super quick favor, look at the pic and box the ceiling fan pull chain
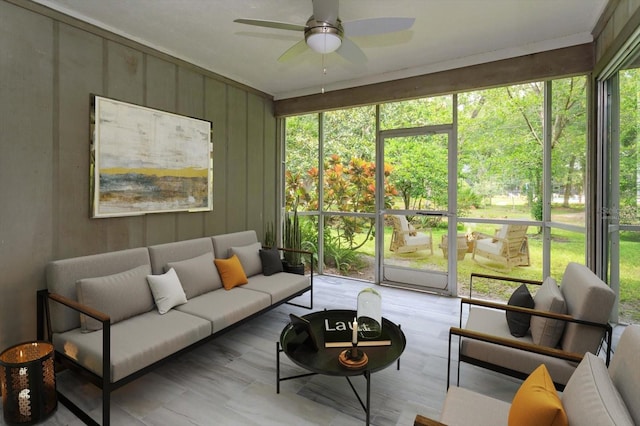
[321,54,327,94]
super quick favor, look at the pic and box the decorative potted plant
[282,207,304,275]
[264,221,276,249]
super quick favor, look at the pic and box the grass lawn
[327,204,639,324]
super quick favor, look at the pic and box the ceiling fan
[234,0,415,63]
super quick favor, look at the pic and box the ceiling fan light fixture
[305,20,343,54]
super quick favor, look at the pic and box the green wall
[0,0,277,351]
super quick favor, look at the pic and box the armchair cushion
[562,352,633,426]
[508,364,568,426]
[530,277,566,347]
[559,262,615,355]
[506,284,534,337]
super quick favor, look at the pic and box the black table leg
[365,370,371,425]
[276,341,281,394]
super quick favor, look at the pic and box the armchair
[471,224,530,270]
[416,325,640,426]
[449,263,614,390]
[389,215,433,254]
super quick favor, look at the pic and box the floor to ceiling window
[599,45,640,324]
[283,76,589,306]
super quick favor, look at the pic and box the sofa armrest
[468,272,542,299]
[450,327,584,363]
[414,414,447,426]
[44,291,112,385]
[460,297,612,332]
[48,291,110,323]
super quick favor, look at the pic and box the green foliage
[283,207,302,266]
[263,222,275,248]
[323,232,367,273]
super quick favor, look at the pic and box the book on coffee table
[323,317,392,348]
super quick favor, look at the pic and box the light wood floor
[1,275,626,425]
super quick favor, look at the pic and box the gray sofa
[37,230,312,426]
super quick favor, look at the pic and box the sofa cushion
[242,272,310,304]
[211,230,258,259]
[47,247,151,334]
[230,242,262,277]
[52,309,211,382]
[462,307,578,386]
[608,325,640,425]
[176,287,271,333]
[508,364,568,426]
[76,264,154,332]
[506,284,534,337]
[530,277,566,347]
[440,386,510,426]
[166,252,222,298]
[214,255,248,290]
[147,237,215,275]
[146,268,188,314]
[562,352,633,426]
[259,248,283,276]
[559,262,615,355]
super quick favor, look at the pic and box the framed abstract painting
[90,95,213,218]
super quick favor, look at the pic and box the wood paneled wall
[0,0,277,350]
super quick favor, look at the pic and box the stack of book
[323,316,391,348]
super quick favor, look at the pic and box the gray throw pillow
[166,252,221,298]
[505,284,534,337]
[530,277,566,347]
[259,248,283,276]
[230,242,262,277]
[76,264,154,332]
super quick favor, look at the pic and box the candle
[352,318,358,344]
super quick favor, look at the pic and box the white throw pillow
[562,353,633,426]
[146,268,187,314]
[230,242,263,277]
[530,277,566,347]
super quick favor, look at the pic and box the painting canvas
[91,96,213,218]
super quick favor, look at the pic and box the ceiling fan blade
[343,17,415,37]
[312,0,339,24]
[336,37,367,64]
[233,19,305,32]
[278,39,309,62]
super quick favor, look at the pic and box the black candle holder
[338,343,368,369]
[348,343,364,361]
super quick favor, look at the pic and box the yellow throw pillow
[214,255,248,290]
[508,364,568,426]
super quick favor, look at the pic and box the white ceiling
[32,0,608,100]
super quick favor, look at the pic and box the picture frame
[289,313,319,351]
[90,95,213,218]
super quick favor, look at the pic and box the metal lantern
[0,342,56,425]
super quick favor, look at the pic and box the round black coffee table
[276,309,406,425]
